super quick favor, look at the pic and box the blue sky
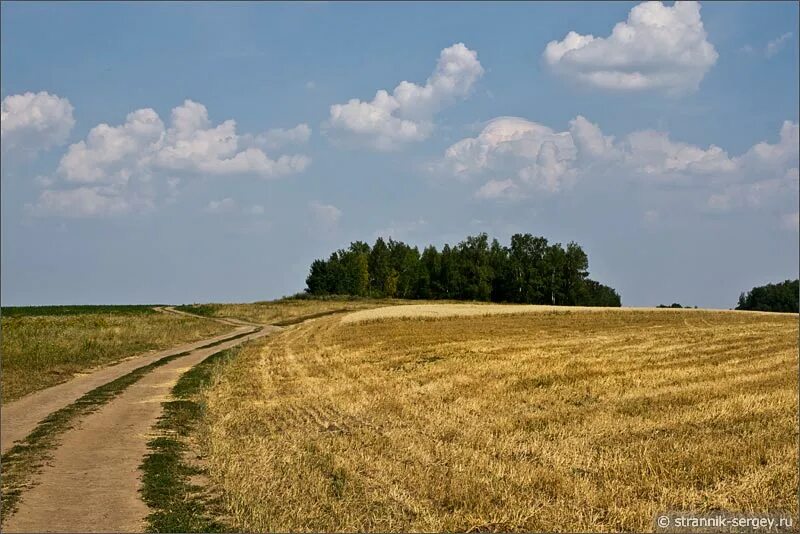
[2,1,798,308]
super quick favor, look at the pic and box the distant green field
[1,305,160,318]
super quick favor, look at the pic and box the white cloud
[543,1,718,94]
[309,201,341,227]
[59,108,164,184]
[439,116,799,213]
[766,32,793,58]
[30,100,310,217]
[27,187,133,218]
[155,101,310,177]
[326,43,484,150]
[708,167,799,213]
[1,92,75,154]
[441,116,577,194]
[243,123,311,150]
[475,179,520,200]
[205,197,237,214]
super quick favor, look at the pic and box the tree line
[736,279,799,313]
[305,233,621,307]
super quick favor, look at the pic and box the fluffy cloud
[440,116,799,218]
[326,43,483,150]
[30,100,310,217]
[543,1,718,94]
[1,92,75,154]
[309,201,341,227]
[442,116,577,193]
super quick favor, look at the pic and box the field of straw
[1,308,230,402]
[202,305,798,532]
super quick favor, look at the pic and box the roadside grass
[0,350,189,519]
[1,308,231,403]
[1,305,159,317]
[140,348,239,533]
[0,328,258,523]
[202,307,798,532]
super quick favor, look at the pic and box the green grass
[1,305,160,317]
[173,304,219,318]
[0,329,257,523]
[140,348,240,533]
[1,309,231,402]
[1,350,189,519]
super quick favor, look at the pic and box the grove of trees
[736,279,799,313]
[305,233,621,307]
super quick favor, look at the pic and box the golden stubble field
[202,305,798,532]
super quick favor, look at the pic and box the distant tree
[583,279,622,307]
[456,234,493,301]
[384,268,399,298]
[305,259,331,295]
[304,232,622,306]
[419,245,442,299]
[736,279,799,313]
[368,238,390,295]
[562,242,589,305]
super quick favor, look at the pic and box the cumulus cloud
[326,43,484,150]
[1,91,75,154]
[543,1,718,94]
[475,179,520,200]
[441,116,577,194]
[30,100,310,217]
[439,116,799,211]
[309,201,342,227]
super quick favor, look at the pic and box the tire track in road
[2,324,281,533]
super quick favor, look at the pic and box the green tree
[736,279,799,312]
[369,238,391,296]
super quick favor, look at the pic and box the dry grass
[178,297,417,325]
[202,306,798,532]
[339,302,709,323]
[1,309,231,403]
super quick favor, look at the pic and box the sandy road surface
[3,324,280,532]
[1,321,253,455]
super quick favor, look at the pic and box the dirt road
[1,306,279,532]
[2,322,279,532]
[1,319,253,455]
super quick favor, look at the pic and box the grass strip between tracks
[140,347,240,532]
[0,327,259,520]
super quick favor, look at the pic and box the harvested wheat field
[202,305,798,532]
